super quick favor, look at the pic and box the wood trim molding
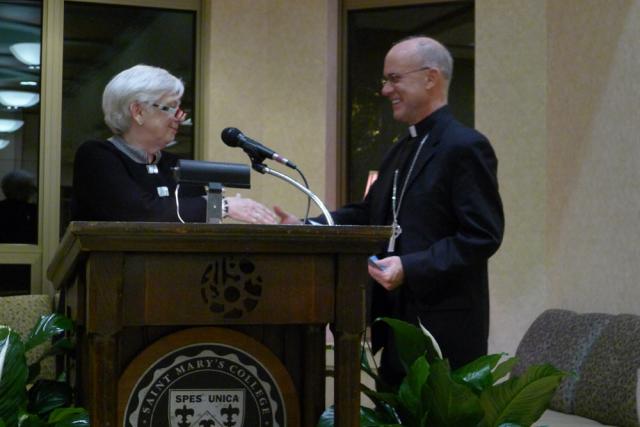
[64,0,199,10]
[345,0,458,10]
[39,0,64,295]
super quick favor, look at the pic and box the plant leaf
[419,411,429,427]
[360,406,403,426]
[452,354,503,394]
[423,359,484,427]
[0,327,29,426]
[360,387,401,423]
[17,412,48,427]
[27,362,41,385]
[361,363,381,383]
[361,346,382,383]
[27,380,72,417]
[317,405,335,427]
[34,338,74,363]
[47,407,90,426]
[362,388,400,409]
[27,337,75,384]
[492,357,518,384]
[377,317,437,373]
[480,363,567,427]
[417,318,442,360]
[24,314,73,353]
[397,356,430,423]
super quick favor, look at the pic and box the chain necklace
[388,133,429,252]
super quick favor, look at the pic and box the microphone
[221,127,297,169]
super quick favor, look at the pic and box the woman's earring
[136,116,144,125]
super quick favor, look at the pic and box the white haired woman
[71,64,276,224]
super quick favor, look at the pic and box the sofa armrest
[573,314,640,427]
[514,309,611,414]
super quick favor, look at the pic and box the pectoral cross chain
[387,221,402,253]
[386,133,428,254]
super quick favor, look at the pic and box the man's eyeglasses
[147,102,188,121]
[381,66,431,87]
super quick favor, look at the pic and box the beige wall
[476,0,549,356]
[546,0,639,314]
[203,0,337,215]
[477,0,640,355]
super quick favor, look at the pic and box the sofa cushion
[535,409,614,426]
[637,368,640,425]
[0,294,55,379]
[513,309,611,413]
[574,314,640,427]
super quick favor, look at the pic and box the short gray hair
[102,64,184,135]
[398,36,454,83]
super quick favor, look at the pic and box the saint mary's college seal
[119,328,298,426]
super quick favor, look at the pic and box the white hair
[102,64,184,135]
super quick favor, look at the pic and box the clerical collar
[407,105,449,140]
[108,135,162,165]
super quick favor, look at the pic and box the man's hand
[274,206,303,224]
[368,255,404,291]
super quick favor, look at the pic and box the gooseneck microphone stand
[251,162,335,226]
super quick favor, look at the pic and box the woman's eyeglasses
[146,102,188,121]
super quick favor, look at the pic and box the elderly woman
[71,65,276,223]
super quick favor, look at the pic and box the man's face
[381,43,432,125]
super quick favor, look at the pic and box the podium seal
[119,328,297,426]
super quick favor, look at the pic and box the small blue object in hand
[368,255,385,271]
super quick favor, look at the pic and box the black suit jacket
[329,106,504,368]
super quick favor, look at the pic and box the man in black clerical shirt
[277,36,504,386]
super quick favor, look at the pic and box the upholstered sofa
[513,309,640,427]
[0,294,55,378]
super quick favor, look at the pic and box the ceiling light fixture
[0,119,24,133]
[0,139,11,150]
[0,91,40,108]
[9,43,41,68]
[20,81,38,87]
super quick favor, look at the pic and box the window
[0,0,42,295]
[0,0,42,245]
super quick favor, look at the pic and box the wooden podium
[48,222,389,427]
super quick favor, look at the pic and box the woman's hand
[226,194,278,224]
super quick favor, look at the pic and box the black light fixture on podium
[173,159,250,224]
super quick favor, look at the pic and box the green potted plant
[319,317,567,427]
[0,313,89,426]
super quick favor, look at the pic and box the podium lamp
[173,159,250,223]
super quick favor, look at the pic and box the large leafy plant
[0,313,89,426]
[319,318,567,427]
